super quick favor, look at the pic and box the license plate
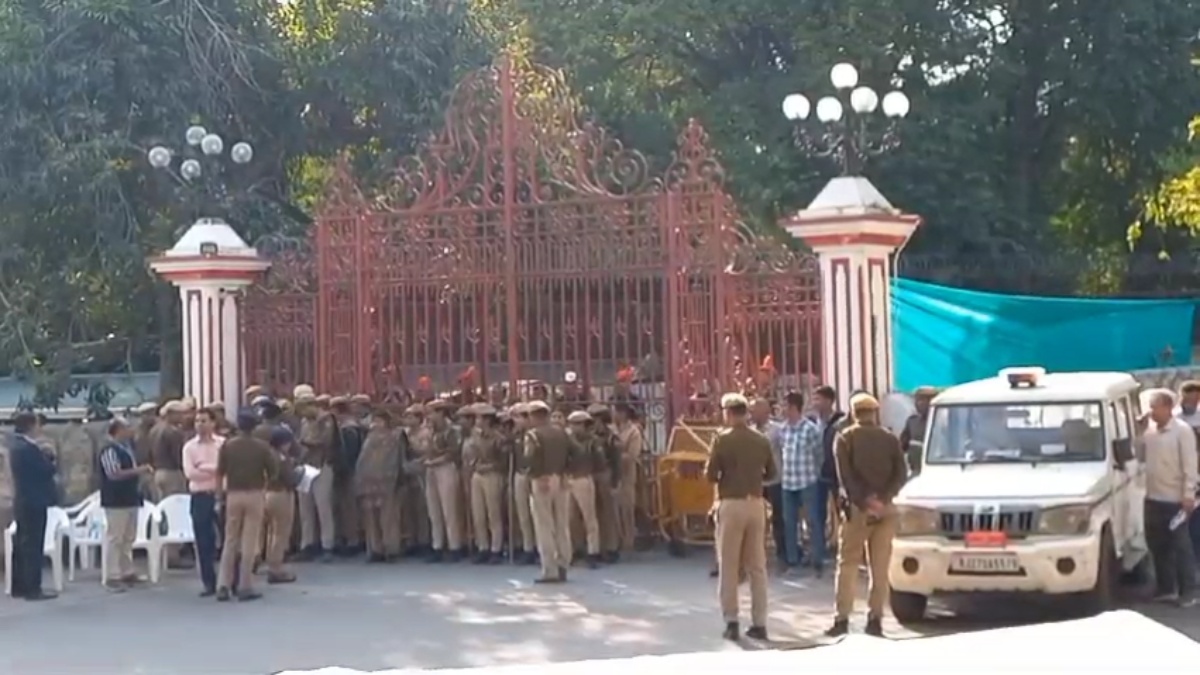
[948,553,1022,574]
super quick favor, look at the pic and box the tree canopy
[0,0,1197,405]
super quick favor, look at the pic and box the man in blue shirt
[7,411,58,601]
[98,418,151,591]
[778,392,825,575]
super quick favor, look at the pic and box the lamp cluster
[781,63,910,176]
[147,125,253,180]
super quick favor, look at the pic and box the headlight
[1036,504,1092,535]
[895,505,940,536]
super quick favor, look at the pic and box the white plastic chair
[68,506,106,580]
[4,507,71,596]
[154,494,195,572]
[99,502,164,584]
[64,491,100,520]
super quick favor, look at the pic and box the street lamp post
[781,63,910,176]
[146,126,269,408]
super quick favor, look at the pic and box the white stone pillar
[150,218,270,407]
[781,177,920,408]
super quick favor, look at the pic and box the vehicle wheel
[667,539,687,558]
[1082,529,1118,615]
[889,588,928,624]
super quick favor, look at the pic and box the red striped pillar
[149,218,271,407]
[781,177,920,408]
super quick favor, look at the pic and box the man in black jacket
[8,411,58,601]
[813,386,848,565]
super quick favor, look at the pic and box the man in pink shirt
[183,409,226,597]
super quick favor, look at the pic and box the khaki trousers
[104,507,138,581]
[218,491,266,592]
[567,475,600,556]
[512,473,536,553]
[425,463,463,551]
[530,475,571,577]
[715,497,768,626]
[334,473,361,547]
[617,463,638,551]
[299,466,336,551]
[835,506,898,620]
[593,472,619,553]
[461,467,474,546]
[471,472,505,553]
[361,491,403,557]
[263,491,295,574]
[399,478,430,548]
[153,470,187,564]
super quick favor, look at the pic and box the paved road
[1,552,1197,675]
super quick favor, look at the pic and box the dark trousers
[763,484,785,561]
[1190,508,1200,562]
[190,492,219,592]
[11,505,47,597]
[1145,498,1196,598]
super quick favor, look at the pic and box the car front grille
[938,508,1036,538]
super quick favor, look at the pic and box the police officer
[565,410,602,568]
[900,386,937,476]
[705,393,778,641]
[424,400,464,562]
[827,393,908,638]
[587,403,621,563]
[526,400,574,582]
[468,404,507,564]
[508,403,538,565]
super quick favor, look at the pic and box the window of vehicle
[925,402,1106,465]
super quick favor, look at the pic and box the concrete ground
[1,551,1198,675]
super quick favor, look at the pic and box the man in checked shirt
[777,391,825,576]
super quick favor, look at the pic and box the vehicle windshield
[925,401,1105,464]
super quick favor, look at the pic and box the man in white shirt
[1140,389,1198,607]
[1178,381,1200,565]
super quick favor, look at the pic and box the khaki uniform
[704,425,777,627]
[510,431,537,555]
[425,424,464,552]
[255,423,298,578]
[459,422,477,546]
[592,427,621,555]
[150,421,187,565]
[401,424,432,549]
[614,422,644,551]
[832,422,908,621]
[132,420,157,499]
[565,432,601,558]
[469,429,507,555]
[216,435,279,594]
[527,424,573,578]
[298,413,338,552]
[355,427,404,558]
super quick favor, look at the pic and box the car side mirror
[1111,438,1134,468]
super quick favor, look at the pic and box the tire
[889,588,928,624]
[1081,529,1118,615]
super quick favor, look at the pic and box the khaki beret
[278,398,293,410]
[456,403,479,417]
[404,403,425,416]
[508,402,529,415]
[329,395,349,407]
[475,404,498,416]
[586,403,610,416]
[135,402,158,415]
[294,392,316,403]
[850,392,881,410]
[205,401,225,411]
[913,386,939,398]
[425,399,451,412]
[526,400,551,414]
[720,392,749,409]
[314,394,332,404]
[293,384,315,399]
[244,385,265,398]
[566,410,592,424]
[350,394,372,404]
[180,396,198,410]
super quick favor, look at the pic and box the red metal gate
[244,59,821,427]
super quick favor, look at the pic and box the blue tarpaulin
[893,278,1198,391]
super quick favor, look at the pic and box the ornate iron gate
[244,59,821,426]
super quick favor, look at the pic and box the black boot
[602,551,619,564]
[585,554,600,569]
[522,551,538,565]
[745,626,768,640]
[722,622,739,641]
[426,549,444,563]
[825,619,849,637]
[473,552,490,565]
[865,616,884,637]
